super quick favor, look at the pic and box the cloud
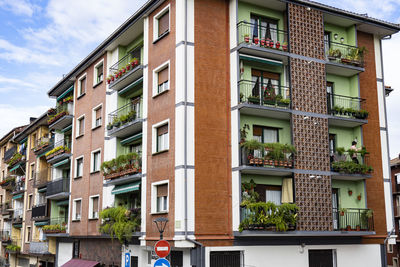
[0,0,40,17]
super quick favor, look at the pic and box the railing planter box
[43,229,66,234]
[42,224,66,234]
[101,153,141,181]
[48,111,68,125]
[45,146,70,160]
[105,168,140,180]
[108,58,140,85]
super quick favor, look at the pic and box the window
[156,124,169,153]
[78,75,86,97]
[1,170,4,181]
[73,199,82,221]
[265,186,282,205]
[324,31,331,55]
[31,133,36,149]
[329,134,336,155]
[26,226,31,243]
[210,251,242,267]
[251,69,280,101]
[253,125,278,158]
[91,150,101,173]
[94,61,103,84]
[388,244,394,253]
[30,163,35,180]
[76,116,85,137]
[28,194,33,210]
[152,181,169,213]
[73,240,80,258]
[250,15,278,43]
[308,250,336,267]
[154,5,170,40]
[396,173,400,185]
[92,105,102,129]
[89,195,99,219]
[75,157,83,178]
[153,62,170,96]
[394,258,399,267]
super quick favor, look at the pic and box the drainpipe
[383,228,395,267]
[182,0,204,266]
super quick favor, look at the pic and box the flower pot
[122,68,126,73]
[244,36,249,43]
[282,44,288,51]
[356,225,360,231]
[260,39,265,46]
[340,211,345,216]
[253,37,259,45]
[133,59,139,66]
[341,58,351,64]
[348,191,352,196]
[269,41,274,48]
[357,195,362,201]
[275,41,280,49]
[107,79,111,84]
[274,160,279,166]
[126,65,131,71]
[346,225,351,231]
[107,125,113,130]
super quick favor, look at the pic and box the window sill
[153,30,170,44]
[77,93,86,100]
[90,170,100,175]
[76,134,84,140]
[152,149,169,156]
[93,80,103,89]
[88,217,99,221]
[150,211,168,215]
[74,176,82,180]
[72,219,81,222]
[152,88,169,98]
[91,125,102,131]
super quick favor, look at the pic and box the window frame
[88,195,100,220]
[152,119,170,154]
[27,194,33,210]
[152,61,170,97]
[90,149,101,174]
[93,59,104,86]
[72,198,82,221]
[76,115,85,138]
[151,180,169,214]
[29,162,35,180]
[25,226,31,243]
[75,156,84,179]
[153,4,170,41]
[92,104,103,130]
[77,73,87,98]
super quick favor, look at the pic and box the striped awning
[38,187,47,193]
[9,163,22,172]
[13,224,22,228]
[56,85,74,101]
[118,77,143,95]
[239,55,282,66]
[56,200,69,206]
[12,194,23,200]
[121,133,142,145]
[34,221,49,226]
[111,181,140,195]
[53,158,70,168]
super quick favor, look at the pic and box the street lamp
[153,217,168,240]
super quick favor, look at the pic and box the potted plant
[276,41,280,49]
[339,208,347,216]
[260,38,265,47]
[282,42,288,51]
[126,63,131,71]
[244,34,250,43]
[253,36,259,45]
[357,194,362,201]
[348,189,353,196]
[341,55,352,64]
[107,123,113,130]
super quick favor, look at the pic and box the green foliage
[239,201,298,232]
[241,139,263,151]
[42,224,66,232]
[45,145,70,158]
[241,179,259,203]
[332,160,373,174]
[112,110,137,128]
[101,152,141,176]
[99,206,141,244]
[6,244,20,252]
[7,153,23,166]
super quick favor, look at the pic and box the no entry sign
[155,240,171,258]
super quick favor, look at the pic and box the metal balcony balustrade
[237,21,289,52]
[109,51,142,73]
[332,208,374,231]
[330,152,371,176]
[12,208,23,224]
[241,146,295,169]
[325,41,365,67]
[49,216,68,226]
[239,80,290,108]
[3,147,16,162]
[33,135,54,152]
[46,178,70,197]
[12,180,25,195]
[327,93,366,119]
[0,230,11,242]
[34,169,50,188]
[46,139,71,161]
[29,241,50,254]
[108,99,142,126]
[32,203,47,220]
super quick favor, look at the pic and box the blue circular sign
[154,258,171,267]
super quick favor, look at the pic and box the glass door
[332,189,339,230]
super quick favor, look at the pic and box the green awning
[239,55,282,66]
[56,85,74,101]
[13,224,22,228]
[34,221,49,226]
[38,187,47,193]
[53,158,70,168]
[118,77,143,95]
[56,200,69,206]
[37,150,48,158]
[121,133,142,146]
[61,125,72,133]
[112,181,141,195]
[9,163,22,172]
[12,194,23,200]
[19,137,27,144]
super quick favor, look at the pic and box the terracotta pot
[276,41,280,49]
[282,44,288,51]
[253,37,259,45]
[260,39,265,46]
[244,36,249,43]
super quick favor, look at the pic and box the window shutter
[157,124,168,136]
[157,184,168,197]
[253,126,262,137]
[76,201,81,215]
[80,77,86,94]
[158,11,169,36]
[158,67,168,85]
[96,108,101,119]
[92,197,99,212]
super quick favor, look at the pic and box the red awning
[61,259,99,267]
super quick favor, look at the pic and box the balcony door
[327,82,334,111]
[251,69,280,100]
[253,125,278,158]
[324,31,331,56]
[131,97,141,117]
[332,188,339,230]
[251,15,278,42]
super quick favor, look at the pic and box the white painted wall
[229,0,237,49]
[57,242,73,267]
[207,244,382,267]
[232,170,240,231]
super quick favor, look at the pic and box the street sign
[154,258,170,267]
[125,252,130,267]
[154,240,171,258]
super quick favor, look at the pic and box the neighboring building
[0,0,399,266]
[390,155,400,267]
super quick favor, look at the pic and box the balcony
[0,202,12,215]
[46,178,70,199]
[327,93,367,127]
[6,239,21,253]
[33,135,54,155]
[45,139,71,164]
[331,151,372,180]
[0,231,11,244]
[239,141,295,176]
[325,41,365,76]
[29,241,52,255]
[12,208,23,225]
[32,203,48,221]
[0,177,15,190]
[34,169,50,188]
[12,179,25,195]
[7,152,26,171]
[333,208,374,232]
[47,103,73,130]
[237,21,289,61]
[238,80,291,119]
[102,153,141,185]
[108,53,143,91]
[107,100,143,138]
[43,217,68,234]
[3,147,16,162]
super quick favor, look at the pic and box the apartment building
[0,0,398,266]
[390,155,400,267]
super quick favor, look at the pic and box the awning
[239,55,282,66]
[12,194,23,200]
[34,221,49,226]
[61,125,72,133]
[121,133,142,145]
[13,224,22,228]
[9,163,22,172]
[112,181,141,195]
[56,200,69,206]
[53,158,70,168]
[19,137,28,144]
[118,77,143,95]
[37,150,48,158]
[38,187,47,193]
[61,259,99,267]
[56,85,74,102]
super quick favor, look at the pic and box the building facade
[389,155,400,267]
[0,0,398,266]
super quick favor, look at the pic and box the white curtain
[281,178,293,203]
[266,190,281,205]
[263,129,277,143]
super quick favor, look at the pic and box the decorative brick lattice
[295,173,333,231]
[289,3,325,60]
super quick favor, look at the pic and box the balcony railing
[0,231,11,242]
[12,180,25,195]
[46,178,70,197]
[33,135,54,153]
[102,153,142,180]
[29,241,50,254]
[108,50,142,85]
[12,208,23,224]
[241,143,295,169]
[107,100,142,131]
[34,169,50,188]
[43,217,68,234]
[239,80,290,108]
[237,21,289,52]
[47,103,72,125]
[325,41,365,67]
[32,203,47,220]
[0,202,12,214]
[331,151,372,175]
[3,147,16,162]
[333,208,374,231]
[327,93,367,120]
[45,139,71,161]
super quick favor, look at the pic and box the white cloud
[0,0,39,17]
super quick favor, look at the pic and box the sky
[0,0,399,158]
